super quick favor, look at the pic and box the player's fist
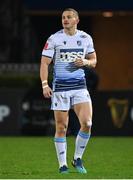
[74,58,84,67]
[43,86,53,98]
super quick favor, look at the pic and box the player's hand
[74,58,85,67]
[43,86,53,98]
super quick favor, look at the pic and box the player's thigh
[73,102,92,123]
[54,110,69,126]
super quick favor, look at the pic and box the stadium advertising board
[0,88,132,136]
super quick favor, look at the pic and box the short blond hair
[63,8,79,19]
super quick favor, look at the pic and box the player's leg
[52,90,74,173]
[51,91,71,172]
[72,89,92,173]
[72,101,92,173]
[54,110,69,173]
[74,101,92,156]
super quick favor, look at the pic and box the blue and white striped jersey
[42,29,95,92]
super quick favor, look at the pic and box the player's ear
[76,18,79,24]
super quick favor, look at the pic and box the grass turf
[0,136,133,179]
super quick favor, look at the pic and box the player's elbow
[92,59,97,68]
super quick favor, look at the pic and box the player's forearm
[74,58,97,68]
[83,58,97,68]
[40,62,49,88]
[84,52,97,68]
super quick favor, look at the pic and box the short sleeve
[42,35,55,58]
[86,35,95,54]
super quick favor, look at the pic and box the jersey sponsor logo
[80,35,87,38]
[59,48,84,62]
[43,37,53,50]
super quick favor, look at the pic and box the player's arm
[85,51,97,68]
[40,56,53,98]
[74,51,97,68]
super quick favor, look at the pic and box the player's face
[62,11,79,29]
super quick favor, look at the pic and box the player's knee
[86,120,92,127]
[56,124,67,136]
[81,119,92,131]
[56,129,67,136]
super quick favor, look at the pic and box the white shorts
[51,89,91,111]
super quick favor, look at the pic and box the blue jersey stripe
[53,78,87,92]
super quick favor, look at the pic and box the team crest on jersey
[77,41,82,46]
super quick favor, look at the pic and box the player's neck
[64,28,77,36]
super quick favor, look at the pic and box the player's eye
[67,16,72,19]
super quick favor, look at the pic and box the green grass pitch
[0,136,133,179]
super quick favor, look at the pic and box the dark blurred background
[0,0,133,136]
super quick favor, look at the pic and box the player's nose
[63,20,69,24]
